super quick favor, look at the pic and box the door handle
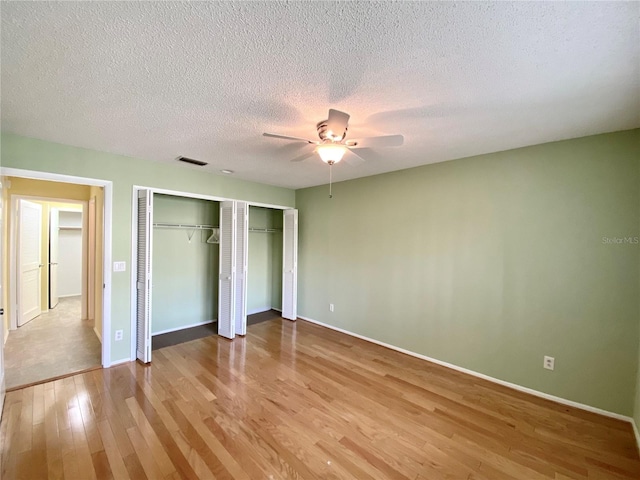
[38,264,44,268]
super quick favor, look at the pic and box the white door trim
[1,167,113,368]
[137,185,293,210]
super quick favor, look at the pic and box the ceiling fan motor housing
[316,120,347,142]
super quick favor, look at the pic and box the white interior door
[136,189,153,363]
[49,207,60,309]
[18,200,42,327]
[218,201,236,339]
[282,209,298,321]
[0,179,5,420]
[235,201,248,336]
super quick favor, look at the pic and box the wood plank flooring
[1,317,639,479]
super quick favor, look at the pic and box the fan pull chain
[329,163,333,198]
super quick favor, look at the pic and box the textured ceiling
[2,1,639,189]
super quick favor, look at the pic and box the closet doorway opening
[150,194,220,351]
[132,186,297,364]
[3,176,106,389]
[246,206,284,325]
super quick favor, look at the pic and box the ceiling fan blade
[290,151,316,163]
[263,132,317,144]
[346,134,404,149]
[327,109,350,139]
[343,149,365,166]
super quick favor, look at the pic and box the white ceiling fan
[263,108,404,166]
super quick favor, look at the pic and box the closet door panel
[282,209,298,321]
[235,201,248,336]
[136,189,153,363]
[218,201,235,339]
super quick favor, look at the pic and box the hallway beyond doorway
[3,296,101,389]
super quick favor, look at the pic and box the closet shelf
[152,223,280,238]
[153,222,218,230]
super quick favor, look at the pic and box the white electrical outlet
[113,261,126,272]
[329,303,334,312]
[543,355,555,370]
[115,330,124,341]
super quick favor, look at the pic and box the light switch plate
[113,261,126,272]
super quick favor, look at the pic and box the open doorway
[150,193,220,351]
[246,206,284,319]
[132,186,297,364]
[2,176,105,389]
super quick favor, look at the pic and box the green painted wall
[636,315,640,433]
[247,207,282,314]
[1,133,295,362]
[296,129,640,416]
[635,188,640,434]
[151,195,218,335]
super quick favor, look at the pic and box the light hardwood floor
[1,317,639,479]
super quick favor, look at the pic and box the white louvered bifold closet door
[282,209,298,321]
[218,201,236,339]
[234,202,248,336]
[136,189,153,363]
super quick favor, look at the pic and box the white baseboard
[298,315,637,432]
[58,294,81,299]
[632,419,640,455]
[93,326,102,343]
[0,375,5,422]
[109,358,131,367]
[151,320,215,337]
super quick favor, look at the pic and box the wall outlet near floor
[543,355,555,370]
[113,261,126,272]
[329,303,334,312]
[115,330,124,341]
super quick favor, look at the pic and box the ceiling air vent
[176,156,208,166]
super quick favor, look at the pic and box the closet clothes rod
[249,227,282,233]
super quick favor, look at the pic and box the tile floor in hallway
[3,296,101,389]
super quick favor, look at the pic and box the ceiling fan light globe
[317,144,346,164]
